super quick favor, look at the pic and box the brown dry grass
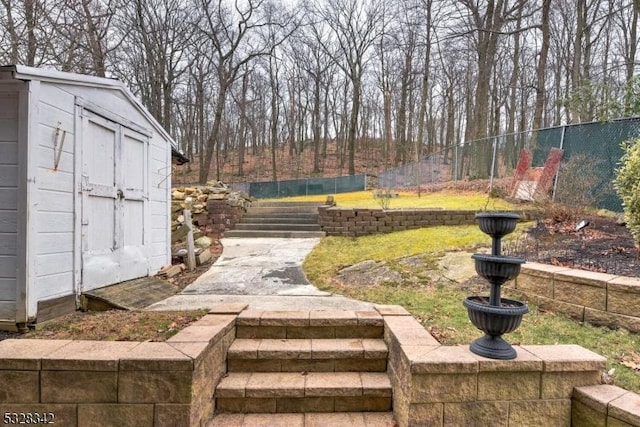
[21,309,208,342]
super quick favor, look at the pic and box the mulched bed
[505,214,640,277]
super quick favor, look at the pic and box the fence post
[489,137,498,192]
[551,125,567,201]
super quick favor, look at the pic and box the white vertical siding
[38,81,171,289]
[149,138,170,270]
[0,91,18,320]
[32,83,76,302]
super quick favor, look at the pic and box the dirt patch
[20,310,208,341]
[505,214,640,277]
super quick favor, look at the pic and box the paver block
[0,371,39,402]
[508,399,572,426]
[118,370,192,403]
[444,401,509,427]
[216,373,251,398]
[119,342,193,371]
[41,371,117,403]
[260,311,309,327]
[42,341,138,371]
[77,403,154,427]
[305,372,362,397]
[521,345,606,372]
[259,339,311,359]
[227,339,261,359]
[0,339,71,370]
[245,372,306,398]
[311,339,363,359]
[609,391,640,426]
[309,310,358,326]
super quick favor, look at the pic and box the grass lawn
[302,223,640,394]
[262,189,516,210]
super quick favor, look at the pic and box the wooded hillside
[3,0,639,183]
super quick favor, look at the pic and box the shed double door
[80,111,150,292]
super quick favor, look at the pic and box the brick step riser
[208,412,397,427]
[227,358,388,373]
[246,207,320,214]
[223,230,327,238]
[235,326,384,339]
[252,202,325,207]
[239,216,319,224]
[216,397,392,414]
[234,223,322,231]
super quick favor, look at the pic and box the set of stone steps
[224,202,326,238]
[208,310,396,426]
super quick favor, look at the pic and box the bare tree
[311,0,385,175]
[195,0,296,183]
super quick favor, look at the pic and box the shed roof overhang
[0,64,179,153]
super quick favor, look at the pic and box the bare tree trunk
[347,77,360,175]
[532,0,550,132]
[571,0,586,123]
[237,72,249,176]
[416,0,432,164]
[25,0,37,65]
[312,76,322,173]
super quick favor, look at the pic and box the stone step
[207,412,396,426]
[247,206,320,215]
[223,230,327,238]
[234,310,384,339]
[227,338,388,372]
[239,215,319,224]
[252,201,325,208]
[234,223,322,231]
[215,372,392,413]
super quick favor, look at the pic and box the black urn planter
[464,212,528,360]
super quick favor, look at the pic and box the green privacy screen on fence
[534,118,640,211]
[248,174,367,198]
[378,117,640,212]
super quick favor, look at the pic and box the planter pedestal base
[470,335,517,360]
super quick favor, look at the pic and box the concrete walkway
[148,238,374,312]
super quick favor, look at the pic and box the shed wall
[0,91,18,320]
[28,82,170,312]
[31,83,77,311]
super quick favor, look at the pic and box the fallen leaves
[620,352,640,373]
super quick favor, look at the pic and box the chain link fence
[244,174,367,199]
[378,117,640,212]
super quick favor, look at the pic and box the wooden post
[183,209,196,271]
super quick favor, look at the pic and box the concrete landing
[148,238,373,312]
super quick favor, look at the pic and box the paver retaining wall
[1,303,639,426]
[317,207,478,237]
[379,305,640,427]
[507,263,640,333]
[317,207,533,237]
[0,307,242,427]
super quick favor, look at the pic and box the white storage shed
[0,65,173,329]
